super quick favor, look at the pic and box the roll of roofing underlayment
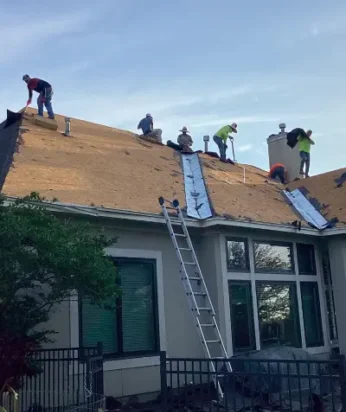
[181,153,213,220]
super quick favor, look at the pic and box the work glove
[26,99,31,106]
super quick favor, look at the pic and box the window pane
[81,298,117,354]
[229,282,256,351]
[257,283,301,347]
[297,244,316,275]
[119,261,158,353]
[301,282,323,347]
[254,242,294,273]
[227,239,249,271]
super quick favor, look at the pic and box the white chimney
[64,117,71,136]
[203,135,210,152]
[267,123,301,182]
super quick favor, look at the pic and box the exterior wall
[47,219,208,398]
[328,235,346,354]
[267,132,301,181]
[45,216,333,399]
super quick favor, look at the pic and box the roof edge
[3,196,332,236]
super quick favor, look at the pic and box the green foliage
[0,192,119,344]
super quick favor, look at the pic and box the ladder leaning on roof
[158,197,232,401]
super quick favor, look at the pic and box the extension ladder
[158,197,232,401]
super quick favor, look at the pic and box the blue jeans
[37,87,54,119]
[300,151,310,175]
[213,135,227,160]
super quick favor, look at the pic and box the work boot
[48,115,55,120]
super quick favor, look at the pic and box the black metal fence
[2,344,104,412]
[160,352,346,412]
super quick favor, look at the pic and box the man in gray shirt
[177,127,193,152]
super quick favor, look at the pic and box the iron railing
[160,351,346,412]
[2,344,104,412]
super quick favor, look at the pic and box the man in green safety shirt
[298,129,314,178]
[213,123,238,160]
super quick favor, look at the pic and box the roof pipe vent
[203,135,210,152]
[64,117,71,137]
[279,122,286,134]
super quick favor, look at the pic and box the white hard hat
[230,123,238,133]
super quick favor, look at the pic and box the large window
[228,282,255,351]
[226,238,326,353]
[301,282,324,347]
[80,258,159,358]
[322,247,338,342]
[254,242,294,274]
[226,238,249,272]
[257,283,301,348]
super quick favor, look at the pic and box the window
[297,243,316,275]
[228,282,255,351]
[254,242,294,274]
[300,282,324,347]
[80,258,159,358]
[226,238,249,272]
[256,282,301,348]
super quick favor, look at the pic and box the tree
[0,193,119,398]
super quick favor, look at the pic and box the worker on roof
[137,113,162,143]
[268,163,287,184]
[23,74,55,120]
[298,129,314,178]
[213,123,238,161]
[177,127,193,152]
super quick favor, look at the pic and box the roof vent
[64,117,71,137]
[279,123,286,134]
[203,135,210,152]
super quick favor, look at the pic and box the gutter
[4,196,328,236]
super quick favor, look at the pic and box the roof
[0,109,344,229]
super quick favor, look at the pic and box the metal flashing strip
[283,189,329,230]
[181,153,212,220]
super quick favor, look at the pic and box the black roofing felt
[0,110,22,191]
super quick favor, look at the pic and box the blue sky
[1,0,345,175]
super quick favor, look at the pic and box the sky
[1,0,346,175]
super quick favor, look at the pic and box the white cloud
[238,144,253,153]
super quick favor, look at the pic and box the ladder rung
[183,262,196,265]
[200,324,215,327]
[186,277,201,281]
[198,307,212,311]
[205,340,221,344]
[179,247,191,251]
[193,292,207,296]
[174,233,187,237]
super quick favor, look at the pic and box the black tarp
[0,110,22,190]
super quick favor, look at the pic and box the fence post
[96,342,104,396]
[339,355,346,412]
[160,351,168,411]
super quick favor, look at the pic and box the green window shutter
[81,298,118,354]
[119,261,157,354]
[301,282,323,347]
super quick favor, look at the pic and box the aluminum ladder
[158,197,232,401]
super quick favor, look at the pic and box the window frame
[79,257,160,360]
[226,237,250,272]
[253,240,295,274]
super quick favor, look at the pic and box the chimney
[203,135,210,152]
[267,123,301,182]
[64,117,71,136]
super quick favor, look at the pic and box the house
[0,109,345,399]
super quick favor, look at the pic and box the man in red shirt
[23,74,55,119]
[268,163,287,184]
